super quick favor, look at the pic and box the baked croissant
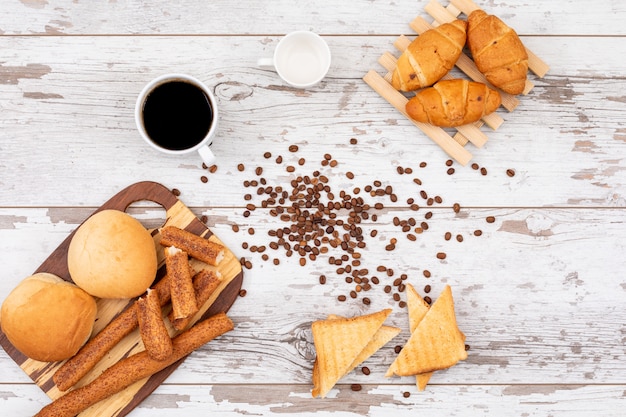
[467,10,528,95]
[406,79,501,127]
[392,19,467,92]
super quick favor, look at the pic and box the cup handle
[257,58,275,69]
[197,145,216,167]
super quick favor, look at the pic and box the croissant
[405,79,501,127]
[392,19,467,92]
[467,10,528,95]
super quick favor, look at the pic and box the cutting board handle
[35,181,180,279]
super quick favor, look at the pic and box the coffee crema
[141,81,213,151]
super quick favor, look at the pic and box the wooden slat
[363,70,472,165]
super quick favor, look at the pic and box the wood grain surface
[1,0,625,416]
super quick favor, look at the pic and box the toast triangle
[312,309,393,398]
[386,285,467,377]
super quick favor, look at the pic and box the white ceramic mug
[135,74,218,166]
[258,31,331,88]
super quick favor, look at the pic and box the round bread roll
[0,273,97,362]
[68,209,157,299]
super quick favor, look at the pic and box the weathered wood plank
[0,36,624,208]
[0,0,624,36]
[1,207,625,385]
[1,382,625,416]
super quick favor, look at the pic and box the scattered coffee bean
[456,234,464,242]
[237,163,245,171]
[351,384,362,392]
[350,138,358,145]
[238,289,247,297]
[436,252,447,260]
[403,391,411,398]
[289,144,299,152]
[507,168,516,177]
[394,345,402,354]
[447,167,455,175]
[486,216,496,223]
[171,188,181,196]
[362,366,370,375]
[209,164,218,173]
[480,167,488,176]
[232,224,240,233]
[474,230,483,236]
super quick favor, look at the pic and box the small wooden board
[363,0,550,165]
[0,181,244,417]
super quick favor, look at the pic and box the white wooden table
[1,0,625,415]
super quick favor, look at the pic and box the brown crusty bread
[392,19,467,92]
[35,313,234,417]
[467,10,529,95]
[406,79,501,127]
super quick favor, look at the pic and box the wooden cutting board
[0,181,244,417]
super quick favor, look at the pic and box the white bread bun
[0,273,97,362]
[68,209,157,299]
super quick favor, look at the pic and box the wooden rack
[363,0,550,165]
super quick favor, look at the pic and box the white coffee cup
[258,31,331,88]
[135,74,218,166]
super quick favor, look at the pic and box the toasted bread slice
[406,283,434,391]
[312,309,393,398]
[386,285,467,377]
[328,314,401,377]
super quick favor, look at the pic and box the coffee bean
[507,168,516,177]
[471,163,479,170]
[362,366,370,375]
[350,138,358,145]
[394,345,402,354]
[403,391,411,398]
[238,289,247,297]
[351,384,362,392]
[445,232,452,240]
[453,203,461,213]
[172,188,181,196]
[424,296,432,304]
[447,168,455,175]
[362,297,371,305]
[347,172,355,179]
[456,234,464,242]
[486,216,495,223]
[289,145,299,152]
[480,167,488,176]
[237,163,245,171]
[209,164,218,173]
[232,224,240,232]
[436,252,447,260]
[263,152,272,159]
[419,162,427,168]
[424,284,431,293]
[474,230,483,236]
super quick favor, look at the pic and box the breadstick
[169,269,222,331]
[35,313,234,417]
[166,246,198,320]
[52,274,172,392]
[160,225,225,266]
[137,288,173,361]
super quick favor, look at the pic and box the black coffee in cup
[141,81,213,151]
